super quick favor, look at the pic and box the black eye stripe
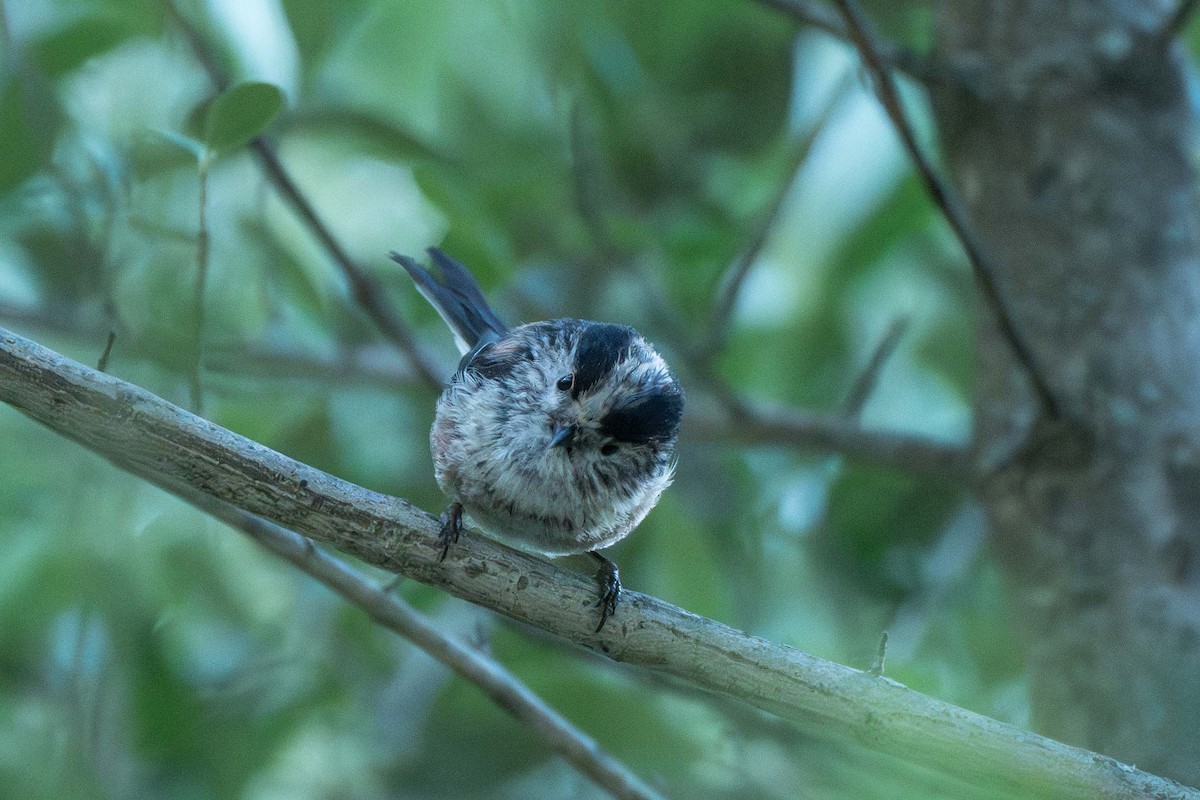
[573,323,636,398]
[600,386,684,444]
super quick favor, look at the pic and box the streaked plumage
[392,248,683,629]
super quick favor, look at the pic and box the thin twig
[1164,0,1200,39]
[248,137,442,388]
[205,341,419,390]
[0,299,960,473]
[753,0,932,83]
[631,277,963,476]
[0,325,1194,800]
[841,316,909,419]
[181,489,663,800]
[831,0,1063,420]
[753,0,851,40]
[868,631,888,676]
[634,270,961,475]
[96,331,116,373]
[189,161,210,412]
[701,73,853,362]
[684,399,968,477]
[163,0,443,390]
[0,301,426,392]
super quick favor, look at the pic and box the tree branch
[0,299,966,474]
[0,300,425,392]
[1164,0,1200,39]
[163,1,443,390]
[753,0,932,83]
[754,0,847,39]
[699,73,851,363]
[96,331,116,373]
[189,160,210,412]
[0,325,1193,799]
[182,490,662,800]
[245,137,443,388]
[841,315,909,419]
[632,269,965,478]
[830,0,1063,420]
[683,399,968,477]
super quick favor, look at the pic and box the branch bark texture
[185,491,662,800]
[0,326,1194,798]
[932,1,1200,784]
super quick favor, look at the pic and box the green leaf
[202,82,285,156]
[31,15,136,77]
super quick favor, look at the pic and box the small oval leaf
[203,81,285,155]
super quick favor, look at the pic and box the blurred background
[0,1,1021,797]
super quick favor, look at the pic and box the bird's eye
[556,374,575,391]
[601,443,618,456]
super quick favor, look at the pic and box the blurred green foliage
[0,1,1021,798]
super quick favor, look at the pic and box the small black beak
[548,422,577,449]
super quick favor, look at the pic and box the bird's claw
[590,553,621,632]
[438,503,463,561]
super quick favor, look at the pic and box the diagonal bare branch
[1164,0,1200,39]
[1,324,1192,799]
[684,398,967,477]
[841,315,909,419]
[184,490,663,800]
[96,331,116,372]
[163,1,443,389]
[831,0,1063,420]
[700,73,853,363]
[189,162,210,411]
[753,0,932,82]
[631,276,966,477]
[246,136,442,388]
[754,0,847,39]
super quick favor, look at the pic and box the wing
[390,247,509,355]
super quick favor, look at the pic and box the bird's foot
[589,551,621,632]
[438,503,463,561]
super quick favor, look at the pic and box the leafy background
[0,1,1030,798]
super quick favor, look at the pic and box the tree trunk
[932,0,1200,785]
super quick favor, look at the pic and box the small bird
[391,248,684,631]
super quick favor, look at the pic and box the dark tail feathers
[390,248,509,354]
